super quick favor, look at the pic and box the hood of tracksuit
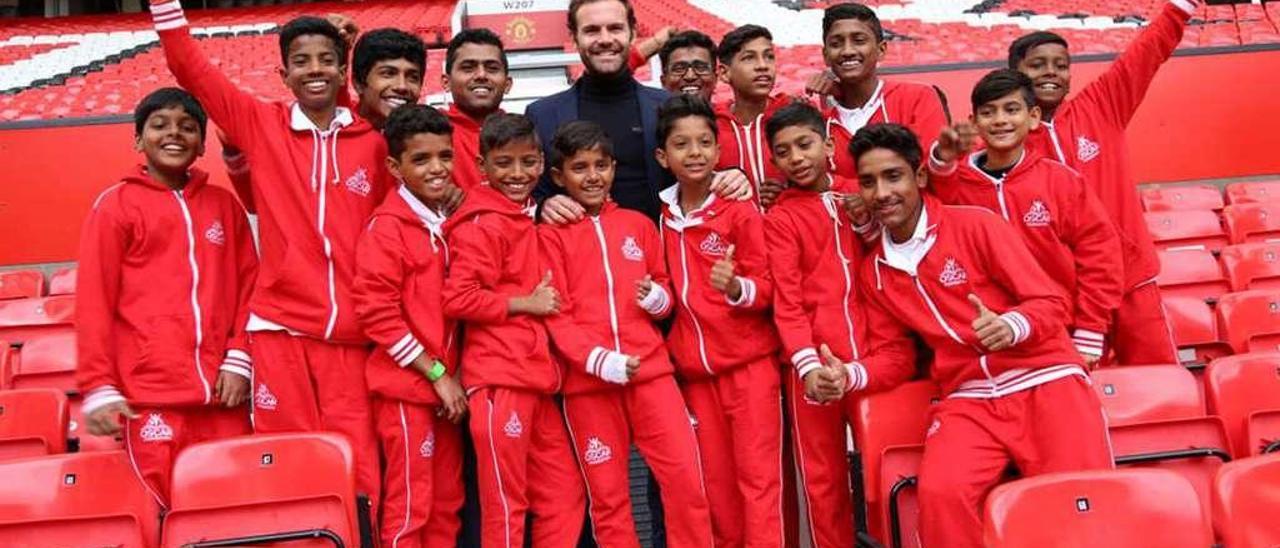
[123,163,210,197]
[442,182,537,234]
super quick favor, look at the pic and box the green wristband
[425,360,447,382]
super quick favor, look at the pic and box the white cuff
[82,385,127,416]
[219,348,252,379]
[1169,0,1197,16]
[639,283,670,316]
[999,311,1032,346]
[844,361,869,393]
[587,347,631,385]
[150,0,188,30]
[792,347,821,379]
[1073,328,1106,357]
[726,277,756,307]
[389,332,426,367]
[929,142,959,175]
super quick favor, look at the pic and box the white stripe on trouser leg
[561,404,601,544]
[391,403,413,548]
[790,384,822,548]
[776,394,787,548]
[486,397,512,547]
[124,415,168,509]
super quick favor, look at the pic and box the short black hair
[352,28,426,87]
[479,113,540,156]
[849,123,923,170]
[716,24,772,65]
[383,104,452,158]
[659,30,716,69]
[567,0,637,34]
[656,94,717,147]
[822,2,884,43]
[550,120,615,169]
[765,101,827,146]
[971,69,1036,110]
[446,28,509,74]
[1008,31,1069,68]
[134,87,208,142]
[279,16,348,68]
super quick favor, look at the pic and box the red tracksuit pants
[917,375,1113,548]
[124,404,251,507]
[248,331,381,512]
[784,369,856,548]
[682,358,786,548]
[1109,281,1179,365]
[469,387,584,548]
[373,398,464,548]
[563,375,713,548]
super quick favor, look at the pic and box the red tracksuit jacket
[353,186,458,405]
[714,94,797,207]
[152,0,393,343]
[76,166,257,414]
[825,80,948,179]
[855,196,1085,397]
[929,149,1124,353]
[446,106,489,191]
[541,202,675,394]
[443,184,561,394]
[659,187,779,380]
[765,180,915,383]
[1025,1,1193,289]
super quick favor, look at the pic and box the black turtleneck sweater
[577,71,660,220]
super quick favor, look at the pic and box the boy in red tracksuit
[764,102,916,548]
[927,70,1123,365]
[77,88,256,507]
[353,105,468,548]
[656,95,784,547]
[442,113,584,548]
[713,25,796,208]
[540,119,713,548]
[150,1,390,504]
[844,123,1113,548]
[1009,0,1199,364]
[444,28,512,191]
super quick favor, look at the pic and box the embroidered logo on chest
[699,232,729,257]
[139,413,174,442]
[345,167,371,197]
[939,257,968,288]
[583,437,613,465]
[503,411,523,438]
[254,383,278,411]
[1077,136,1100,163]
[204,220,226,245]
[621,236,644,262]
[419,431,435,458]
[1022,199,1052,227]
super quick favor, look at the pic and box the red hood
[715,93,798,123]
[960,147,1053,186]
[443,183,535,233]
[122,163,210,196]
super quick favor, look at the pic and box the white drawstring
[309,128,321,191]
[329,126,342,185]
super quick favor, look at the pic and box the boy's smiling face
[857,146,926,241]
[356,58,423,127]
[823,18,885,85]
[390,132,453,208]
[280,34,347,116]
[655,115,719,187]
[972,90,1040,155]
[552,145,616,215]
[770,124,832,189]
[481,139,543,203]
[137,105,204,179]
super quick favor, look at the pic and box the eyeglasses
[667,61,714,77]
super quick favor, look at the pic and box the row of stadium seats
[1146,202,1280,251]
[0,266,74,301]
[1157,244,1278,299]
[1142,179,1280,212]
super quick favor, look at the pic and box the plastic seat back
[0,296,75,344]
[0,388,68,460]
[983,468,1212,548]
[12,330,76,393]
[1109,415,1232,525]
[161,433,358,548]
[851,380,939,545]
[1141,184,1224,212]
[1144,210,1229,253]
[879,444,925,548]
[48,267,76,296]
[1212,453,1280,548]
[0,270,44,300]
[1224,203,1280,244]
[1205,352,1280,457]
[1225,180,1280,205]
[1156,248,1230,303]
[0,451,161,547]
[1216,290,1280,353]
[1162,295,1233,366]
[1221,242,1280,291]
[66,395,124,452]
[1091,365,1204,427]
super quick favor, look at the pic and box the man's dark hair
[1008,31,1069,68]
[659,30,716,69]
[550,120,615,169]
[383,104,452,158]
[971,69,1036,110]
[352,28,426,87]
[716,24,771,65]
[446,28,509,74]
[567,0,637,34]
[134,87,208,142]
[765,101,827,145]
[822,2,884,43]
[279,16,348,67]
[480,113,540,155]
[656,94,717,147]
[849,123,923,170]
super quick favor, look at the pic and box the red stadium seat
[47,267,76,296]
[1161,295,1233,366]
[11,330,76,393]
[851,380,940,547]
[1090,365,1203,427]
[1221,242,1280,291]
[1140,184,1224,212]
[0,341,11,389]
[0,295,75,344]
[0,269,44,300]
[1212,453,1280,548]
[0,451,161,546]
[1224,203,1280,244]
[1224,180,1280,205]
[1108,414,1232,524]
[1216,289,1280,353]
[1144,210,1230,253]
[983,469,1212,548]
[1156,248,1230,303]
[1205,352,1280,457]
[0,388,68,460]
[161,433,360,548]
